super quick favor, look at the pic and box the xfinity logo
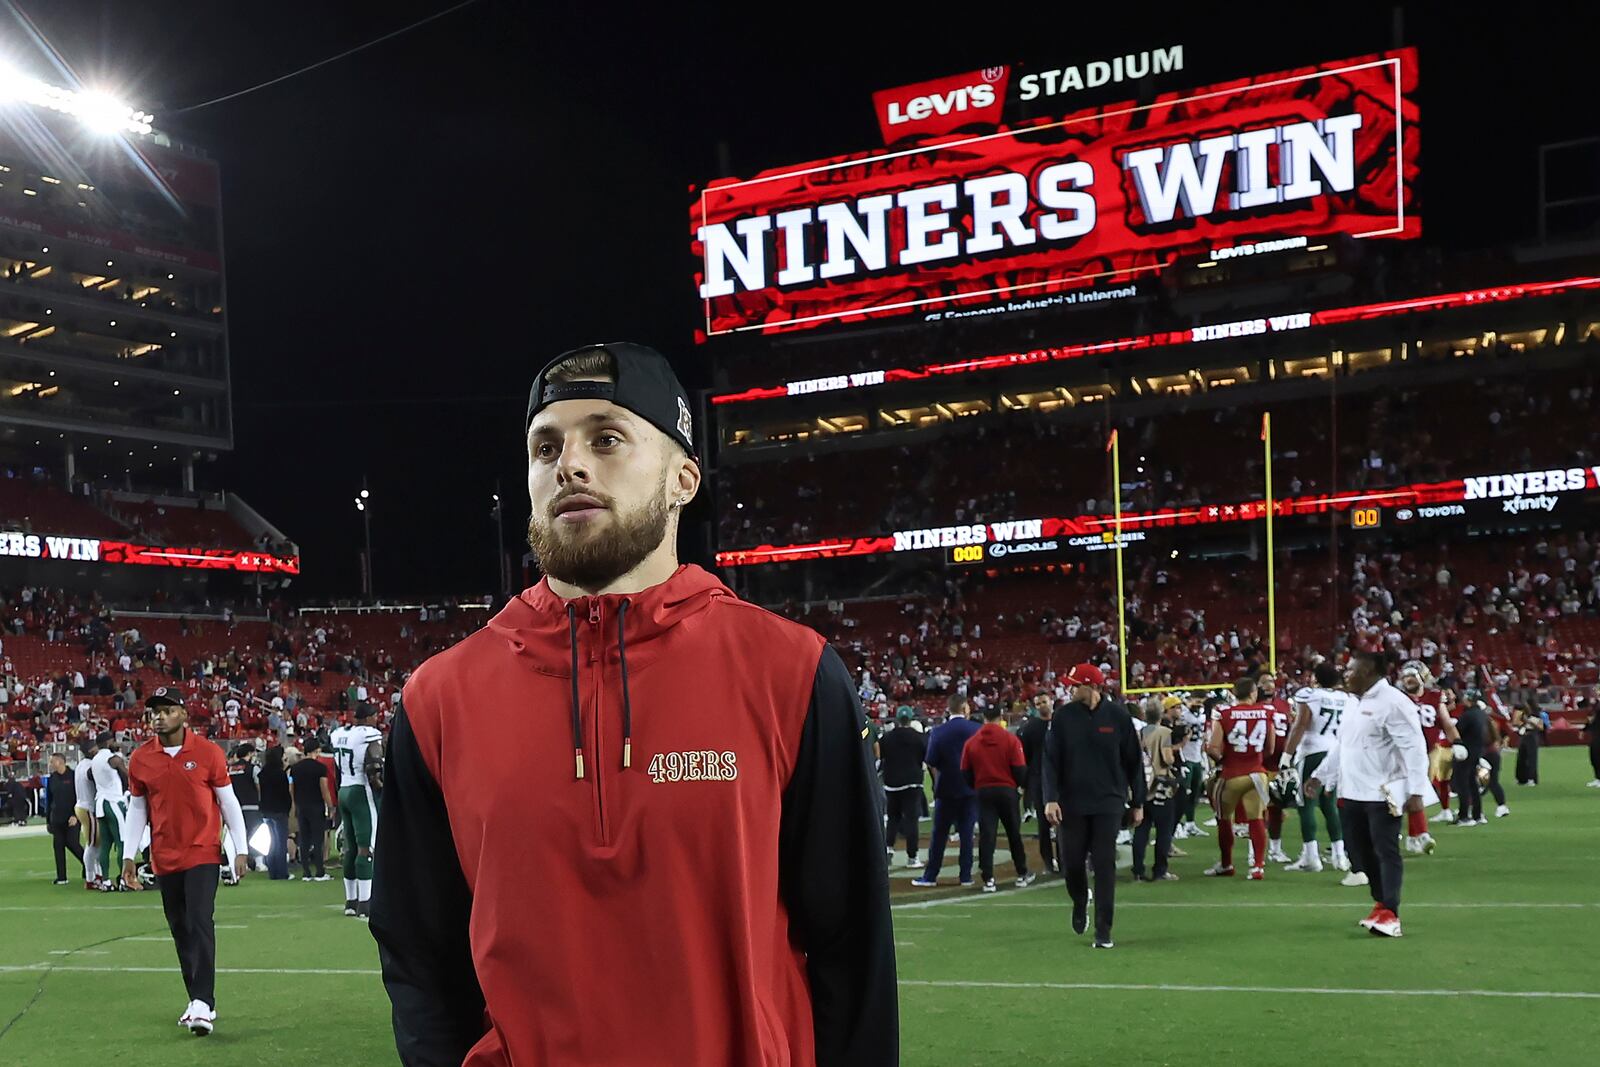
[1502,494,1558,514]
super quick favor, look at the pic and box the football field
[0,749,1596,1066]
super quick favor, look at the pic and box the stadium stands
[105,496,257,549]
[799,527,1599,736]
[0,470,130,539]
[717,355,1600,548]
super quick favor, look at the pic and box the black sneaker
[357,900,371,921]
[1071,901,1087,935]
[343,900,357,917]
[1093,937,1115,949]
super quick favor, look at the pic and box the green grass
[2,749,1597,1065]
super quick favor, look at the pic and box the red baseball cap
[1065,663,1105,688]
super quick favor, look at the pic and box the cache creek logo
[646,750,739,783]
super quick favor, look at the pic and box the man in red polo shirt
[120,688,250,1037]
[961,701,1035,892]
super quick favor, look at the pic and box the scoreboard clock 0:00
[949,544,987,564]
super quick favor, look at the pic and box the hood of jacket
[488,563,734,677]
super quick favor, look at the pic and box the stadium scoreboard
[691,48,1419,338]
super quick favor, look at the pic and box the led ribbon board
[693,48,1419,337]
[715,464,1600,568]
[0,532,299,574]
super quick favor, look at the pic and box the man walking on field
[121,688,250,1035]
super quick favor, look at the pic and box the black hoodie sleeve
[779,644,899,1067]
[1042,717,1062,806]
[369,700,487,1067]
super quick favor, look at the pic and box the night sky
[14,2,1594,597]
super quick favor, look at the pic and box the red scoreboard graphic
[692,49,1419,338]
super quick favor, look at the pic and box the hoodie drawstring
[566,604,584,780]
[618,599,633,769]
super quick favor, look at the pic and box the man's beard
[527,491,671,590]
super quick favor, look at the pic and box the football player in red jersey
[1203,676,1276,880]
[1399,661,1455,851]
[1255,673,1294,863]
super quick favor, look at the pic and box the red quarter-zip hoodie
[369,564,897,1066]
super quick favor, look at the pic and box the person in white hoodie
[1306,652,1430,938]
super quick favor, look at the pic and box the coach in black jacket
[1043,663,1145,948]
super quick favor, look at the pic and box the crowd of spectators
[789,528,1600,733]
[0,584,488,782]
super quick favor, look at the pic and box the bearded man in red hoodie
[370,342,897,1067]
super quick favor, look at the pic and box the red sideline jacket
[369,564,897,1066]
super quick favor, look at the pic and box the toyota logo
[1396,508,1415,522]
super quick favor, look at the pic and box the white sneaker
[186,1002,215,1036]
[904,855,920,868]
[1435,809,1455,823]
[1115,829,1133,845]
[1585,780,1600,788]
[1186,822,1202,836]
[1233,824,1249,839]
[1267,845,1290,863]
[982,879,997,893]
[1016,871,1037,888]
[1333,855,1351,872]
[1495,805,1510,818]
[1340,871,1369,887]
[178,999,200,1027]
[1172,825,1190,840]
[1284,852,1323,873]
[1202,818,1218,828]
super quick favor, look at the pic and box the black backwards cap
[526,342,698,462]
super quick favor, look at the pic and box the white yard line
[0,903,341,912]
[5,964,1596,1001]
[914,901,1600,910]
[901,979,1600,1001]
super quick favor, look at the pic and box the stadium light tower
[355,481,374,599]
[0,62,155,135]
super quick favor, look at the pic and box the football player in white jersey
[1283,662,1353,874]
[73,736,103,889]
[330,705,385,918]
[88,733,129,889]
[1174,694,1210,838]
